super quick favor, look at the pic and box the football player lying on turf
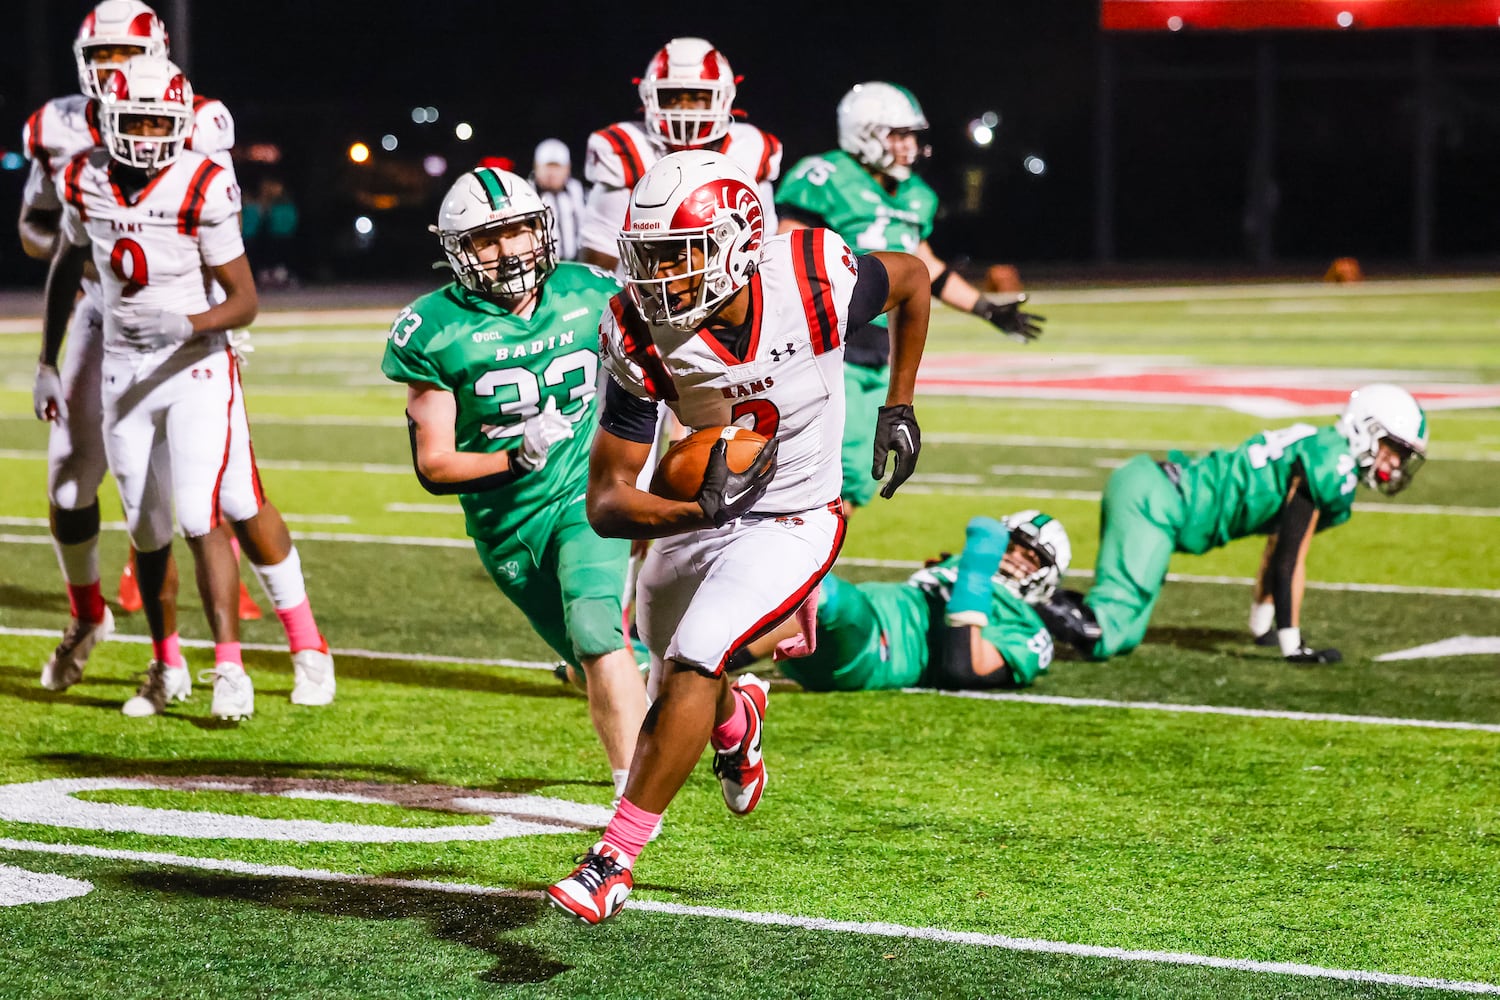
[733,510,1068,692]
[1037,384,1428,665]
[546,150,930,925]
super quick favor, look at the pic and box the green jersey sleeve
[381,297,448,388]
[1286,425,1359,529]
[775,154,842,224]
[980,589,1053,686]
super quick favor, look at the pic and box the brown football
[650,425,769,501]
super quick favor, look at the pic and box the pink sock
[275,598,323,653]
[601,797,662,868]
[152,633,182,667]
[214,642,242,667]
[711,691,750,752]
[67,581,107,624]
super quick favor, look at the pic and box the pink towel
[772,585,819,661]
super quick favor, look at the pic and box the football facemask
[997,510,1071,605]
[74,0,170,99]
[433,168,557,299]
[98,55,192,170]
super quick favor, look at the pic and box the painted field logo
[0,776,612,844]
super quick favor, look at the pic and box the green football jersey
[380,263,622,546]
[1172,423,1359,555]
[776,150,939,324]
[906,558,1055,686]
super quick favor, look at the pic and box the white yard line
[0,838,1492,994]
[910,690,1500,735]
[837,559,1500,600]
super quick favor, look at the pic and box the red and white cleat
[713,673,769,816]
[546,843,633,925]
[238,581,263,621]
[117,558,142,614]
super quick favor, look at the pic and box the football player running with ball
[775,82,1044,513]
[44,55,334,720]
[1039,384,1429,664]
[382,168,647,804]
[547,151,931,924]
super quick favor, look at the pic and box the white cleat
[40,607,115,691]
[202,662,255,721]
[290,646,336,706]
[122,660,192,717]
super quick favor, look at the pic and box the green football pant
[475,500,630,669]
[840,362,889,508]
[1084,455,1185,659]
[774,573,887,692]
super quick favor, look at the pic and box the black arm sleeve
[1268,471,1319,630]
[846,253,891,329]
[406,412,521,496]
[776,205,828,230]
[929,626,1017,691]
[598,377,660,444]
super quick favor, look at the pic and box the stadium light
[0,151,24,171]
[348,142,370,164]
[423,155,448,177]
[354,216,374,235]
[454,122,474,141]
[968,122,994,147]
[1167,15,1184,30]
[1336,10,1354,27]
[380,134,398,151]
[411,107,428,124]
[1023,155,1047,176]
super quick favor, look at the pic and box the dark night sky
[5,1,1500,283]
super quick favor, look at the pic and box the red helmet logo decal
[672,178,763,242]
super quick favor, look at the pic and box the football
[650,425,769,501]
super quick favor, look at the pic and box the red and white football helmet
[98,55,193,170]
[617,150,764,331]
[74,1,170,100]
[638,37,738,148]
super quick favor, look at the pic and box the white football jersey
[601,228,859,512]
[581,120,783,260]
[57,147,245,355]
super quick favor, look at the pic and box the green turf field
[1,281,1498,999]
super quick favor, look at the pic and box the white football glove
[33,362,66,422]
[116,305,194,352]
[228,329,255,366]
[512,398,574,473]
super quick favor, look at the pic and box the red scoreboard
[1101,1,1500,31]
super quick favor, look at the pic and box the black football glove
[871,403,921,499]
[697,436,778,527]
[1285,646,1342,665]
[972,294,1045,342]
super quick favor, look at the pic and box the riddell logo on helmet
[631,220,664,231]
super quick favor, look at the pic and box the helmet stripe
[474,168,508,210]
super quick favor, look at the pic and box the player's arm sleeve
[192,100,236,163]
[197,170,247,267]
[1267,470,1319,631]
[598,377,660,444]
[846,253,891,328]
[597,300,654,399]
[931,626,1017,690]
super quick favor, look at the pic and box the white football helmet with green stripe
[1336,383,1428,494]
[999,510,1071,605]
[432,167,556,298]
[837,81,929,181]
